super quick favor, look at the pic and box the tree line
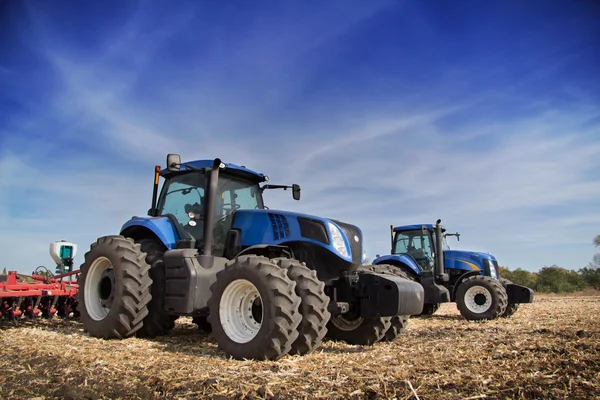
[500,234,600,293]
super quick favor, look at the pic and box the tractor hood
[443,249,499,277]
[232,209,365,265]
[444,249,497,263]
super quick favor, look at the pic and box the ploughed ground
[1,294,599,399]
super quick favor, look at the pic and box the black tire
[418,303,440,316]
[193,315,212,332]
[360,264,411,342]
[207,255,302,360]
[499,278,520,318]
[273,258,331,355]
[134,239,175,338]
[455,275,508,320]
[79,236,152,339]
[324,265,391,345]
[326,314,391,345]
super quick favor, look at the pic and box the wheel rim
[330,314,364,331]
[464,286,492,314]
[84,256,115,321]
[219,279,263,343]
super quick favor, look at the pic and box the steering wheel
[222,203,241,211]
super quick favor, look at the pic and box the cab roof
[393,224,433,232]
[160,159,267,182]
[393,224,447,232]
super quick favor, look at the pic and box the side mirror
[167,154,181,172]
[292,184,301,200]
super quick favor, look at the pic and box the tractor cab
[392,224,439,274]
[153,161,268,256]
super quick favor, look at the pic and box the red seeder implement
[0,269,80,321]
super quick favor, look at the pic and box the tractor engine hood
[232,209,365,265]
[444,249,499,277]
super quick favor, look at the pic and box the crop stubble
[1,295,599,399]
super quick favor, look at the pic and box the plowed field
[1,295,599,399]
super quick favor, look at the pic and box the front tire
[455,275,508,320]
[207,255,302,360]
[79,236,152,339]
[499,278,520,318]
[274,258,331,355]
[418,303,440,317]
[326,314,391,345]
[360,264,411,342]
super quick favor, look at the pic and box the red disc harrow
[0,269,80,321]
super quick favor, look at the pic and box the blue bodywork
[121,216,180,249]
[372,254,421,276]
[120,209,362,264]
[231,209,356,262]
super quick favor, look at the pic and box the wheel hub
[464,285,492,314]
[330,313,364,332]
[219,279,263,343]
[84,256,114,321]
[99,269,115,308]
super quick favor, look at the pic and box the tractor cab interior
[393,230,435,273]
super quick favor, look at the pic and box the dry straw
[1,295,599,399]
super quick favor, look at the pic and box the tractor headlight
[489,261,497,279]
[327,222,349,258]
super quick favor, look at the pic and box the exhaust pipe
[202,158,222,257]
[434,219,445,278]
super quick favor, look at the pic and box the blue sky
[1,0,599,274]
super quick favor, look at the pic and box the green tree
[499,266,536,288]
[594,235,600,247]
[1,267,6,275]
[535,265,585,293]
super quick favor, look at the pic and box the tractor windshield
[157,171,264,256]
[216,173,265,214]
[157,172,206,226]
[393,230,435,271]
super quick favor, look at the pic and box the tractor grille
[483,259,498,277]
[297,217,330,245]
[268,213,290,240]
[330,219,363,265]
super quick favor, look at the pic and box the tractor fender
[451,270,482,301]
[120,216,180,249]
[373,254,421,277]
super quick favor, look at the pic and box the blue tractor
[373,219,533,320]
[78,155,424,360]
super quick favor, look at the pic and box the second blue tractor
[373,219,534,320]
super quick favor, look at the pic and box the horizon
[1,1,599,274]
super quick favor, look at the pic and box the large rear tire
[134,239,175,338]
[79,236,152,339]
[499,278,520,318]
[274,258,331,355]
[455,275,508,320]
[193,315,212,332]
[207,255,302,360]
